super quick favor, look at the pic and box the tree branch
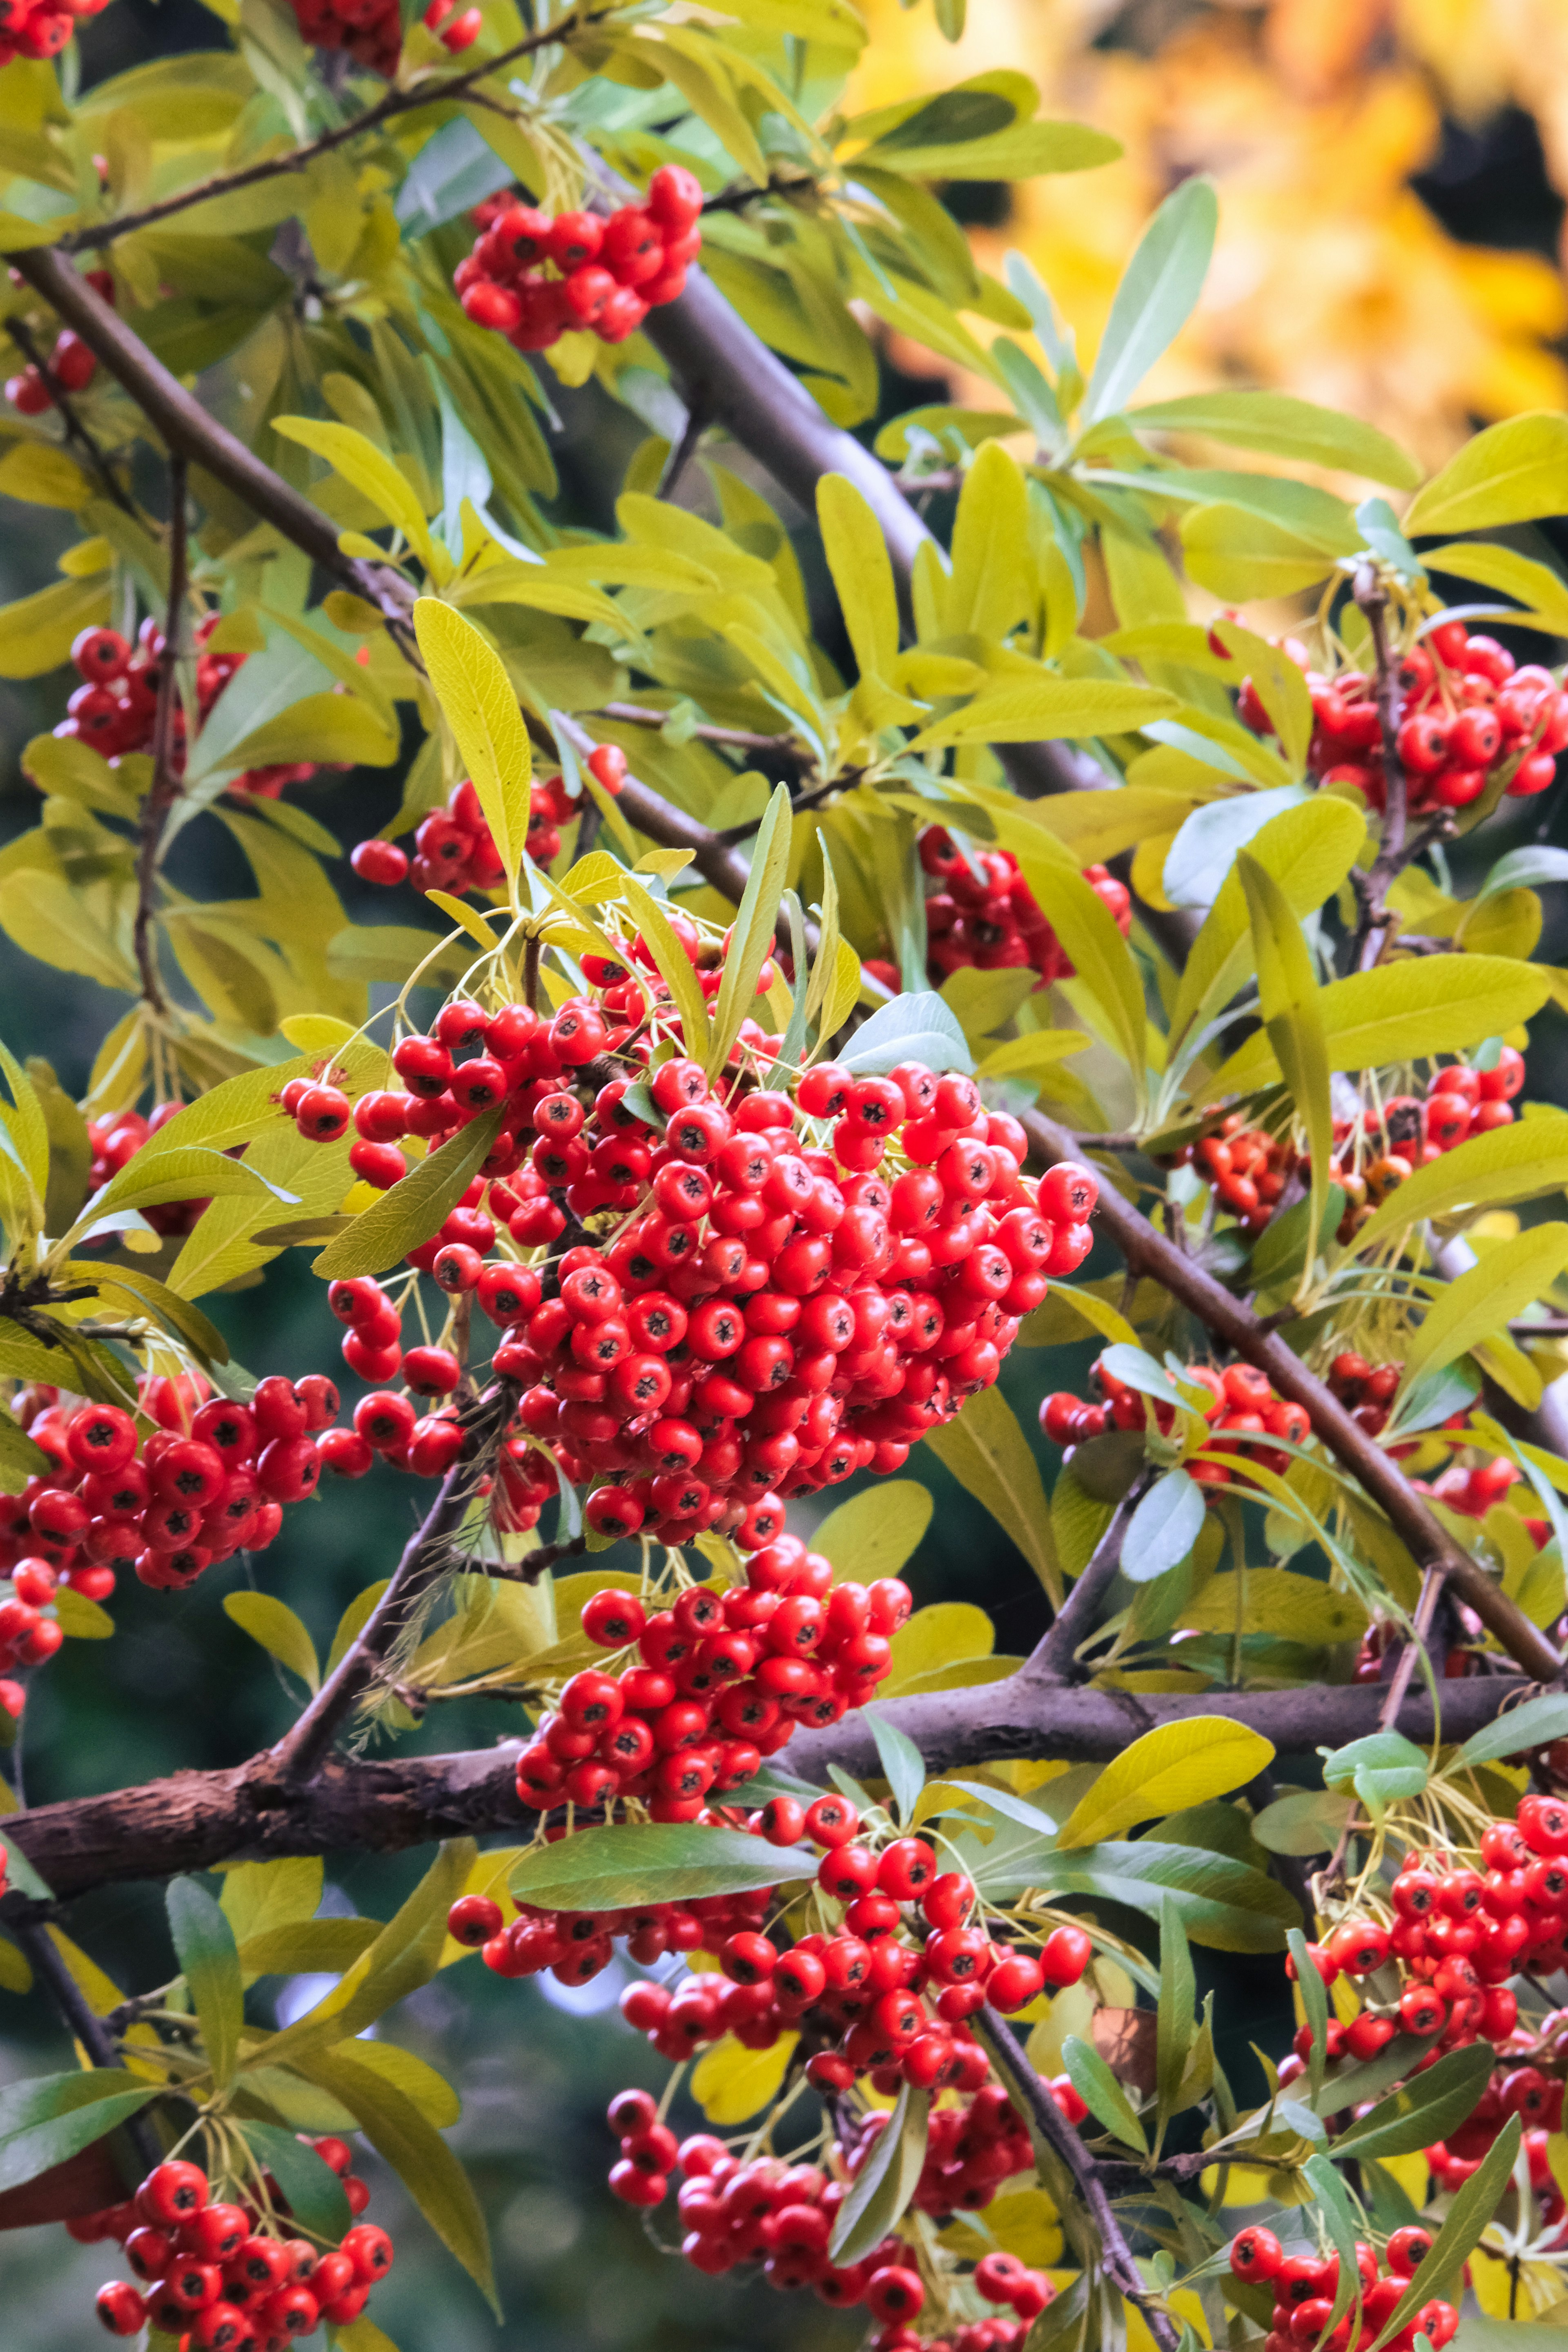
[132,453,188,1017]
[269,1385,512,1779]
[7,249,419,649]
[978,2008,1177,2352]
[1016,1102,1564,1686]
[3,316,137,517]
[1029,1475,1149,1682]
[53,9,617,256]
[4,1670,1534,1902]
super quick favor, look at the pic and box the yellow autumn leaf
[690,2032,800,2124]
[1056,1718,1276,1849]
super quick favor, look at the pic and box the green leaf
[1058,1719,1275,1848]
[303,2045,497,2312]
[0,2070,161,2194]
[922,1384,1060,1605]
[817,475,901,686]
[167,1876,243,2089]
[841,990,974,1075]
[1332,2041,1496,2163]
[1302,2153,1367,2344]
[238,2120,351,2243]
[1127,390,1419,488]
[1250,1788,1356,1855]
[1154,1893,1196,2140]
[1453,1692,1568,1770]
[1322,1731,1429,1813]
[1121,1469,1204,1584]
[275,416,442,577]
[1421,541,1568,635]
[865,1712,926,1826]
[1178,1571,1367,1647]
[223,1592,320,1691]
[1239,849,1333,1297]
[1288,1927,1331,2103]
[1404,1222,1568,1386]
[412,599,530,896]
[708,782,791,1078]
[1164,786,1313,909]
[812,1481,933,1585]
[1351,1109,1568,1251]
[508,1824,821,1913]
[1083,176,1217,423]
[828,2081,929,2265]
[1062,2034,1147,2152]
[909,674,1176,750]
[264,1842,473,2062]
[1404,413,1568,537]
[1002,835,1148,1098]
[945,440,1034,642]
[1205,954,1549,1095]
[313,1103,506,1280]
[0,574,112,679]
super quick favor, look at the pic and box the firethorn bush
[2,2,1568,2348]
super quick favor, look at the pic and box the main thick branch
[6,1672,1532,1900]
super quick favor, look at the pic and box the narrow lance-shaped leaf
[412,599,531,904]
[1154,1893,1195,2148]
[313,1104,506,1281]
[1061,2034,1147,2154]
[1083,176,1218,423]
[167,1878,244,2089]
[1403,1222,1568,1386]
[865,1712,926,1826]
[708,781,791,1076]
[828,2082,929,2265]
[1238,849,1333,1301]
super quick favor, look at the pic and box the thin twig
[3,317,136,516]
[657,392,708,501]
[11,1918,165,2178]
[55,8,619,255]
[268,1390,511,1780]
[599,702,811,768]
[1322,1564,1447,1889]
[1030,1476,1150,1682]
[979,2009,1180,2352]
[132,454,189,1016]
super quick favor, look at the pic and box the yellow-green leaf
[909,675,1176,751]
[0,575,112,677]
[708,782,791,1076]
[412,600,530,900]
[922,1387,1060,1606]
[1353,1111,1568,1251]
[1204,956,1549,1096]
[313,1103,505,1280]
[1404,413,1568,538]
[690,2031,800,2124]
[817,474,900,686]
[1405,1223,1568,1387]
[274,416,443,579]
[1057,1718,1275,1848]
[944,439,1033,644]
[615,872,709,1060]
[223,1592,319,1690]
[1170,795,1364,1047]
[1238,851,1332,1297]
[812,1481,933,1585]
[1176,1570,1368,1646]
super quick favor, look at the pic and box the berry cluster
[587,2093,1056,2336]
[80,2149,390,2345]
[0,0,111,68]
[288,944,1099,1539]
[4,1374,348,1625]
[502,1545,914,1823]
[1328,1050,1526,1239]
[1040,1353,1309,1492]
[4,271,112,407]
[349,753,626,896]
[1228,2223,1457,2352]
[288,0,477,78]
[1287,619,1568,813]
[915,829,1132,989]
[1423,2072,1564,2213]
[85,1102,213,1239]
[453,169,703,354]
[57,621,318,800]
[1171,1115,1296,1239]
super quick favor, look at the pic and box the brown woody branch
[52,8,617,256]
[2,316,137,517]
[132,454,188,1016]
[5,1671,1533,1901]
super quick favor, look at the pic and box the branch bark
[5,1669,1535,1901]
[8,249,417,646]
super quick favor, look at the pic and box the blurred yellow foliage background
[850,0,1568,467]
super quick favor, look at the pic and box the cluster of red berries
[288,0,477,78]
[286,949,1098,1535]
[1276,618,1568,813]
[349,752,626,896]
[1423,2070,1565,2219]
[1328,1050,1527,1234]
[56,621,317,800]
[453,169,703,354]
[80,2149,392,2346]
[914,829,1132,990]
[585,2090,1056,2336]
[1172,1116,1296,1238]
[506,1546,914,1820]
[3,1373,349,1615]
[4,271,111,405]
[1040,1353,1309,1492]
[1228,2223,1457,2352]
[85,1101,214,1239]
[601,1826,1090,2089]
